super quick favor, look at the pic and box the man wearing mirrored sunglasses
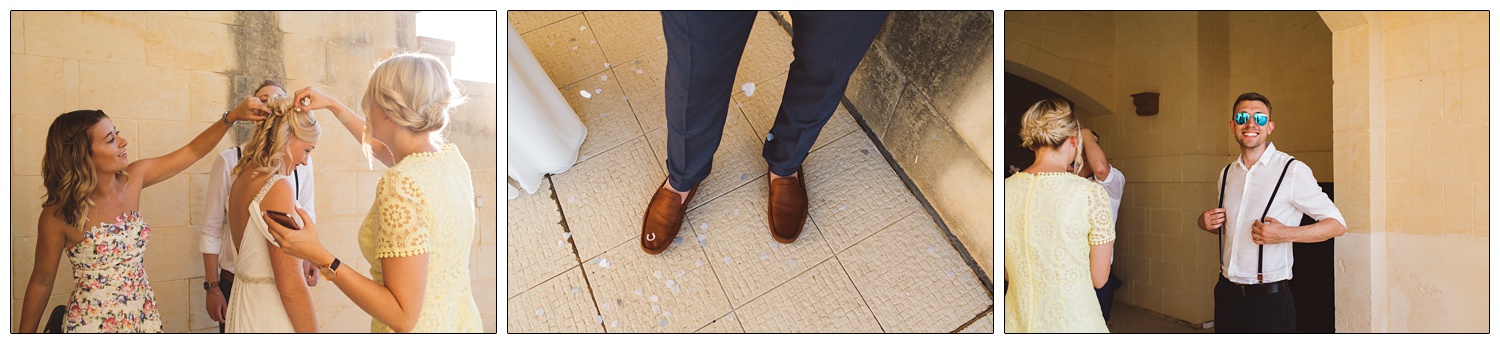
[1194,92,1346,333]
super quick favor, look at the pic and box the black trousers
[1094,272,1123,320]
[217,274,235,333]
[1213,276,1296,333]
[661,11,889,191]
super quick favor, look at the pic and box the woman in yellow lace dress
[1005,99,1115,333]
[261,53,483,332]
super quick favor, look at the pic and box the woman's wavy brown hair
[235,95,321,175]
[42,110,127,229]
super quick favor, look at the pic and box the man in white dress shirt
[1196,92,1346,333]
[1072,128,1125,320]
[198,80,319,333]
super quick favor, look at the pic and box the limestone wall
[9,11,496,333]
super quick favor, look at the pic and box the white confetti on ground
[671,285,681,293]
[660,318,668,327]
[571,46,579,51]
[604,63,610,68]
[598,258,610,268]
[674,237,683,244]
[915,156,920,163]
[535,308,545,316]
[663,310,672,317]
[666,279,676,287]
[677,270,684,277]
[733,209,740,215]
[946,269,956,278]
[580,26,588,31]
[557,240,565,248]
[590,40,597,45]
[699,223,708,230]
[761,252,770,261]
[928,245,937,254]
[569,196,577,203]
[727,314,735,322]
[653,270,663,279]
[600,74,609,81]
[594,88,602,94]
[723,257,733,264]
[636,69,644,74]
[611,320,618,328]
[651,304,660,314]
[634,288,643,296]
[579,90,592,98]
[656,35,663,40]
[741,173,749,180]
[742,83,756,97]
[571,286,580,294]
[650,295,659,303]
[770,242,779,250]
[790,259,799,267]
[596,315,605,324]
[839,205,848,211]
[602,302,611,311]
[600,112,608,118]
[695,259,704,267]
[622,95,629,101]
[766,133,774,141]
[563,232,572,240]
[697,234,707,242]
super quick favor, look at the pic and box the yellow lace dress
[1004,172,1115,333]
[357,144,484,332]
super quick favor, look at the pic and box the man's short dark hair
[1233,92,1272,114]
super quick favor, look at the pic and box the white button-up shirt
[1092,165,1124,263]
[198,146,317,273]
[1217,143,1344,285]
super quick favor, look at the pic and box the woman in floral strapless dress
[65,211,160,332]
[18,101,267,332]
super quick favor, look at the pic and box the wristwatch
[319,257,342,281]
[203,281,218,291]
[221,110,235,126]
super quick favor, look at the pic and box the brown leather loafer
[767,168,807,244]
[641,178,697,255]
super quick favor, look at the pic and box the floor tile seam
[830,253,887,333]
[830,208,919,256]
[602,44,665,69]
[687,225,741,329]
[721,253,842,321]
[689,309,739,333]
[837,96,995,296]
[511,11,583,36]
[544,172,607,332]
[503,261,582,302]
[949,304,994,333]
[713,216,836,308]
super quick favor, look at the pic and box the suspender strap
[1216,163,1232,273]
[1256,158,1297,283]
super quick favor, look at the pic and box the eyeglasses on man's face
[1233,112,1269,126]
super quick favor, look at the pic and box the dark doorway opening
[1003,72,1073,178]
[1292,182,1336,333]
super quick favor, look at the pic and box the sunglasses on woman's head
[1233,112,1269,126]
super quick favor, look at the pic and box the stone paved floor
[1106,302,1213,333]
[507,11,994,333]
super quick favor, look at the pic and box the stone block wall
[10,11,496,333]
[843,11,995,281]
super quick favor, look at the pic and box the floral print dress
[64,210,163,333]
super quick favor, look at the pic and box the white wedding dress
[507,23,586,199]
[225,174,304,333]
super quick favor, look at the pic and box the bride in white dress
[224,95,321,332]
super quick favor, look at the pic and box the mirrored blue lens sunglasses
[1233,112,1270,126]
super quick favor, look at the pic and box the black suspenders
[1217,158,1297,284]
[236,146,300,200]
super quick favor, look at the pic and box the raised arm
[1080,128,1111,181]
[18,206,71,333]
[128,99,266,188]
[293,86,396,168]
[259,180,318,332]
[198,150,233,323]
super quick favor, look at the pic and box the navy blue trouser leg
[663,11,889,189]
[661,11,756,192]
[763,11,888,176]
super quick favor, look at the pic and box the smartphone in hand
[265,210,301,230]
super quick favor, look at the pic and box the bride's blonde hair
[235,95,321,175]
[358,52,466,165]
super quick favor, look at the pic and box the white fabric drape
[507,24,586,199]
